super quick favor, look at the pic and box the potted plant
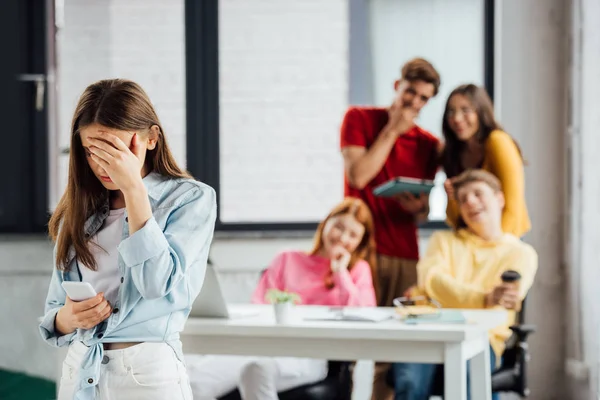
[265,289,301,324]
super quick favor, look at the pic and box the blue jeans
[392,345,499,400]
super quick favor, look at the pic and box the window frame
[185,0,495,233]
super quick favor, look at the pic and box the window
[367,0,491,221]
[186,0,494,232]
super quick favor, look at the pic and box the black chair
[218,360,353,400]
[489,296,535,397]
[386,298,536,398]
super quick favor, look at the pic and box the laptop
[189,263,259,319]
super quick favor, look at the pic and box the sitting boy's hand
[403,285,417,298]
[499,287,520,310]
[485,283,519,309]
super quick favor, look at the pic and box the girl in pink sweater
[187,198,377,400]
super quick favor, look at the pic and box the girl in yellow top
[440,84,531,237]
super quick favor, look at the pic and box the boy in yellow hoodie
[392,169,538,400]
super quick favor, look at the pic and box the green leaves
[265,289,301,304]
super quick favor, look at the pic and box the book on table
[373,176,435,197]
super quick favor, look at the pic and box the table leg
[470,335,492,400]
[444,342,467,400]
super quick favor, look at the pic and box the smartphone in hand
[61,281,98,302]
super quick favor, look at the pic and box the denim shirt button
[87,378,94,384]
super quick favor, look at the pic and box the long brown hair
[441,84,523,178]
[48,79,190,271]
[309,198,378,295]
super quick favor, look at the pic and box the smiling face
[79,123,155,190]
[456,180,504,231]
[320,213,365,258]
[392,79,436,114]
[446,94,480,142]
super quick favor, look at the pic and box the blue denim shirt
[39,172,217,400]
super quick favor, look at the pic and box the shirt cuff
[118,216,170,267]
[39,308,76,347]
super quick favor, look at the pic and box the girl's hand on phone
[55,293,112,335]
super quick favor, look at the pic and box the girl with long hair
[441,84,530,236]
[186,197,377,400]
[39,79,216,400]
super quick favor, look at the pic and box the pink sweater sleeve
[251,253,285,304]
[332,260,376,306]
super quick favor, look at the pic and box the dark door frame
[0,0,50,233]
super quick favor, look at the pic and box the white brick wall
[56,0,185,207]
[218,0,348,223]
[108,0,186,164]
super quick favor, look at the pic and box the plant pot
[273,302,295,324]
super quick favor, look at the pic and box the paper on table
[304,307,394,323]
[402,310,467,325]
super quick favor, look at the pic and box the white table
[182,304,507,400]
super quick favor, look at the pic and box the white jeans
[58,341,193,400]
[185,354,328,400]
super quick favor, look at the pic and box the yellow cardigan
[446,130,531,237]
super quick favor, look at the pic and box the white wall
[496,0,568,398]
[565,0,600,398]
[0,238,56,380]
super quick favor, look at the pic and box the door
[0,0,51,233]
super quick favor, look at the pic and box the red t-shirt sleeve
[423,135,441,180]
[340,107,367,148]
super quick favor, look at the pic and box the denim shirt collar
[83,202,109,238]
[142,171,169,201]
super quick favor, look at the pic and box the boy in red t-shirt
[340,58,441,400]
